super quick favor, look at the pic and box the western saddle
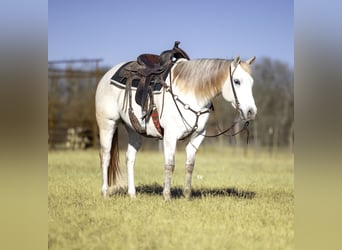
[115,41,190,137]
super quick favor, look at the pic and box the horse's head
[222,56,257,121]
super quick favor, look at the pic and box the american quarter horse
[95,49,257,200]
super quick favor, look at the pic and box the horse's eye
[234,79,240,85]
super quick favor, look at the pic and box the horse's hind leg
[184,133,205,199]
[98,118,116,198]
[125,127,142,198]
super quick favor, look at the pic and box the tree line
[48,57,293,150]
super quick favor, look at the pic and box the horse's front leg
[163,135,177,201]
[184,132,205,199]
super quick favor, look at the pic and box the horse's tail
[108,128,120,186]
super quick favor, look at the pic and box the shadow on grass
[135,183,255,199]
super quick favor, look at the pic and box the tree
[252,58,294,148]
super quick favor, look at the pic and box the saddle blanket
[110,61,170,94]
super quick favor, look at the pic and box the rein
[125,58,250,143]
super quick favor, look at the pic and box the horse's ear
[246,56,256,65]
[233,56,241,66]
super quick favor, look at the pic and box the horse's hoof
[102,190,109,199]
[128,192,136,198]
[163,191,171,201]
[184,188,192,200]
[164,196,171,202]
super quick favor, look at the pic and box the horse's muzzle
[247,108,257,120]
[238,107,256,121]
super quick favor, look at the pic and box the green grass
[48,147,293,250]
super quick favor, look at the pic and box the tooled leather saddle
[110,41,190,137]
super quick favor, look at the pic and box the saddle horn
[159,41,190,65]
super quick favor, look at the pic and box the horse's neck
[169,59,231,108]
[170,83,215,109]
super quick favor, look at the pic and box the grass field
[48,147,293,250]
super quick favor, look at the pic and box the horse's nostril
[247,109,255,119]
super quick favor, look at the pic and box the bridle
[165,59,250,143]
[229,59,241,112]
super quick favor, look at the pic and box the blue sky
[49,0,293,67]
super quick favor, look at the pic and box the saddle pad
[110,61,169,94]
